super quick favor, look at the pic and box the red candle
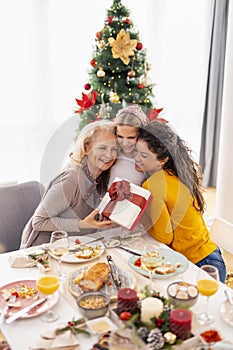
[117,288,138,314]
[170,308,192,340]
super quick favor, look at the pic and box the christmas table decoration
[98,177,152,231]
[169,309,192,340]
[115,285,196,349]
[117,288,138,314]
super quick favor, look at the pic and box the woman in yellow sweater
[135,120,226,283]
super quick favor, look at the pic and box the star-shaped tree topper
[108,29,137,65]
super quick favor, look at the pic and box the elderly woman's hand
[78,209,114,230]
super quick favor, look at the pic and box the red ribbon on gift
[102,180,147,219]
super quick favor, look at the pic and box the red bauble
[136,42,143,50]
[137,83,144,89]
[84,83,91,90]
[96,32,101,39]
[125,18,130,24]
[90,58,96,67]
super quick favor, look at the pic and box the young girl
[109,104,148,186]
[135,120,226,283]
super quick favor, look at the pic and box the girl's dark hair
[138,121,206,213]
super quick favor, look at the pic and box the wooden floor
[204,187,233,288]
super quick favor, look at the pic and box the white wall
[0,0,212,185]
[216,0,233,224]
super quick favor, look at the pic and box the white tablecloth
[0,230,233,349]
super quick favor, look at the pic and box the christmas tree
[75,0,162,130]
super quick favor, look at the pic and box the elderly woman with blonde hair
[20,120,118,248]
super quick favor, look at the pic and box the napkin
[212,341,233,349]
[29,329,79,350]
[8,254,37,268]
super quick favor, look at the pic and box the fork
[0,295,16,323]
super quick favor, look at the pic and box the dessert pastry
[74,262,110,291]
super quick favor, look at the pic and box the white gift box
[98,177,152,230]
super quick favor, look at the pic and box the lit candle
[117,288,138,314]
[170,308,192,340]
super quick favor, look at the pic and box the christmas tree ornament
[147,328,165,350]
[164,332,177,345]
[137,83,144,89]
[148,107,168,123]
[127,69,135,78]
[108,28,137,65]
[146,62,152,70]
[96,32,101,39]
[136,42,143,50]
[106,16,113,24]
[98,40,105,49]
[97,68,106,78]
[98,94,106,118]
[110,92,120,103]
[84,83,91,90]
[90,58,96,67]
[125,18,130,24]
[75,90,97,114]
[141,73,152,86]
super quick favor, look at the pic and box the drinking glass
[196,264,219,325]
[141,242,162,284]
[36,275,60,322]
[49,231,70,280]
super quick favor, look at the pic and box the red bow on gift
[75,90,97,114]
[147,107,168,123]
[102,180,146,219]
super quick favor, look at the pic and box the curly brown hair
[138,120,206,213]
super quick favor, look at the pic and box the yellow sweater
[142,170,216,264]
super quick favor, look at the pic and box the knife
[69,236,105,252]
[118,245,141,256]
[5,297,47,324]
[106,255,122,289]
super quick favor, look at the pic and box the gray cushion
[0,181,45,253]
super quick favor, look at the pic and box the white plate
[220,300,233,327]
[66,265,135,302]
[49,236,105,264]
[128,248,189,279]
[86,316,117,334]
[0,280,59,319]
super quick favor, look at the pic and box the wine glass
[141,242,162,285]
[196,264,219,325]
[36,275,60,322]
[49,230,70,280]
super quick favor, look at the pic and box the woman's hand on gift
[78,209,114,230]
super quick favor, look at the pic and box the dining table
[0,227,233,350]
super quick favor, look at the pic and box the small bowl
[77,291,110,320]
[167,281,199,308]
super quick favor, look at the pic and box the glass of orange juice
[196,265,219,325]
[36,275,60,322]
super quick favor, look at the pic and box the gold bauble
[110,93,120,103]
[97,68,106,78]
[164,332,177,345]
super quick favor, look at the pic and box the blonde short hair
[70,120,116,165]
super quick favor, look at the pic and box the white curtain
[0,0,212,186]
